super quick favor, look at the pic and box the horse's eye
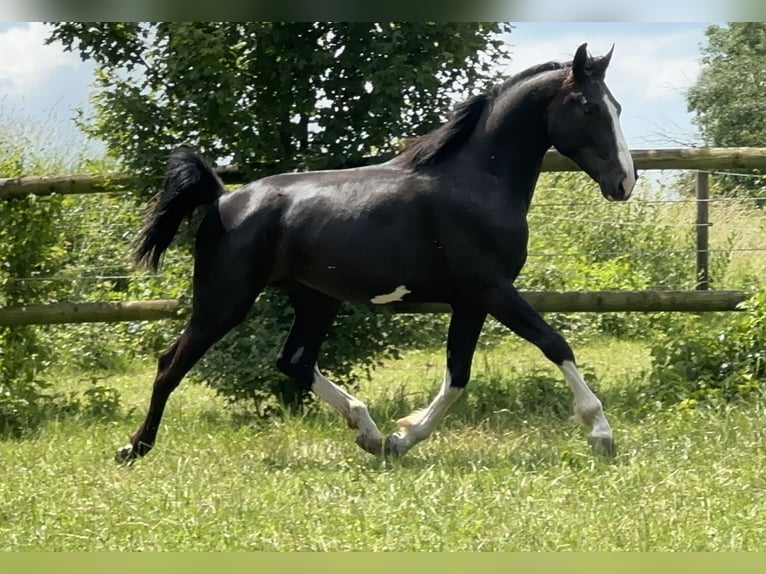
[583,102,599,115]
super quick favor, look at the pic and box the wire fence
[8,184,766,266]
[2,163,765,318]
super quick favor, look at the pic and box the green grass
[1,337,765,551]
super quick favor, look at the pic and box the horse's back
[211,163,462,302]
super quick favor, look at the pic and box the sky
[0,22,98,152]
[0,22,711,161]
[505,22,708,148]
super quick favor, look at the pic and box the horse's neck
[474,75,560,204]
[469,106,549,205]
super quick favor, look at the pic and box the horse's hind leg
[275,286,386,454]
[116,246,266,463]
[115,321,223,462]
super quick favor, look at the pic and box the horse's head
[547,43,637,201]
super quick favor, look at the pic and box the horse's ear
[602,44,614,68]
[593,44,614,77]
[572,43,590,82]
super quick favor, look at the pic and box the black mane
[399,60,570,169]
[398,94,490,168]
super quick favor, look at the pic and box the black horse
[117,43,636,463]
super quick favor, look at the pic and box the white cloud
[500,24,707,148]
[508,0,733,22]
[0,22,81,98]
[504,29,702,104]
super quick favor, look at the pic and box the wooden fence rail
[2,147,766,200]
[1,146,762,326]
[0,291,748,327]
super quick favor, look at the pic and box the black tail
[132,148,224,271]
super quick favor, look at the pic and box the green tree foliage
[686,23,766,198]
[687,23,766,148]
[48,22,511,178]
[45,22,511,409]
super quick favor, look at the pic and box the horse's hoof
[588,435,616,459]
[382,434,408,458]
[115,443,136,464]
[355,434,386,456]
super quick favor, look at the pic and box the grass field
[1,337,765,551]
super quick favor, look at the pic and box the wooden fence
[3,147,766,200]
[0,291,748,327]
[1,146,764,326]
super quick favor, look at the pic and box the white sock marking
[389,373,463,453]
[559,360,612,439]
[603,95,636,197]
[371,285,411,304]
[310,368,383,444]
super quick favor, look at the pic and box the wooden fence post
[696,171,710,290]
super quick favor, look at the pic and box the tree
[686,23,766,199]
[46,22,512,409]
[48,22,511,178]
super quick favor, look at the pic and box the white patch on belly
[370,285,411,304]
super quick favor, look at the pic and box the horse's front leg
[486,281,615,457]
[384,305,486,457]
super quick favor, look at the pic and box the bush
[0,120,67,435]
[0,326,58,436]
[516,172,694,341]
[647,290,766,407]
[0,117,139,433]
[37,188,190,374]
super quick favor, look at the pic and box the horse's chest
[475,214,529,259]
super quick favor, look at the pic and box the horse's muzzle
[601,170,637,202]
